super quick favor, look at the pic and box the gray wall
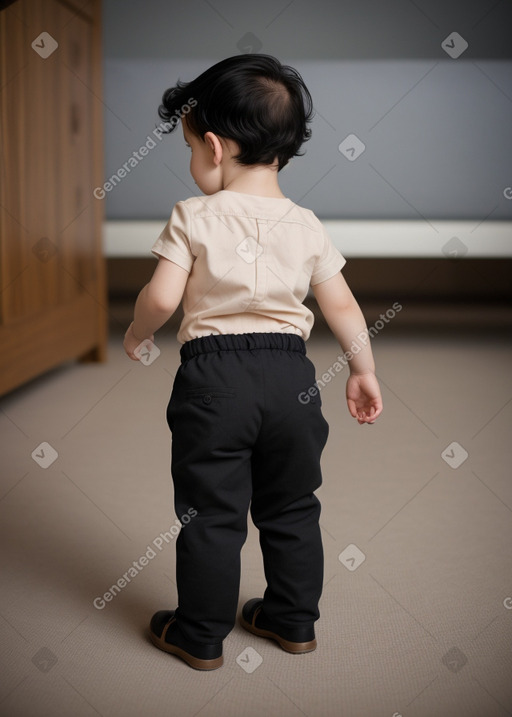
[101,0,512,222]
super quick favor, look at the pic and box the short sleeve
[310,225,346,285]
[151,201,194,272]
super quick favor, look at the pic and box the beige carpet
[1,308,511,717]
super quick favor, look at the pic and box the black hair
[157,54,314,171]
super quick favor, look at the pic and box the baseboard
[107,257,512,302]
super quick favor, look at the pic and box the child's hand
[346,372,383,425]
[123,322,154,361]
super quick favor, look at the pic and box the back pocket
[185,387,236,404]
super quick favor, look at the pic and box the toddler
[123,54,383,670]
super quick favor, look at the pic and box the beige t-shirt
[151,190,346,344]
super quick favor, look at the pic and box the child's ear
[203,131,223,166]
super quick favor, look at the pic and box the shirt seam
[191,212,323,232]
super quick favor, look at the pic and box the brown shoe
[239,598,317,654]
[149,610,223,670]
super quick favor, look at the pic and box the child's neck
[222,165,287,199]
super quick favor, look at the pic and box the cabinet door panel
[0,0,106,396]
[54,0,97,302]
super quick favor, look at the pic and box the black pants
[166,333,329,644]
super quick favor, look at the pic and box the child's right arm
[312,272,383,425]
[123,257,189,361]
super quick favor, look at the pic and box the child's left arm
[123,257,189,361]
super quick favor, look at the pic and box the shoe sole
[149,629,224,671]
[239,614,317,654]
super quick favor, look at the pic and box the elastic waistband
[180,332,307,361]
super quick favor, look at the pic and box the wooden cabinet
[0,0,106,395]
